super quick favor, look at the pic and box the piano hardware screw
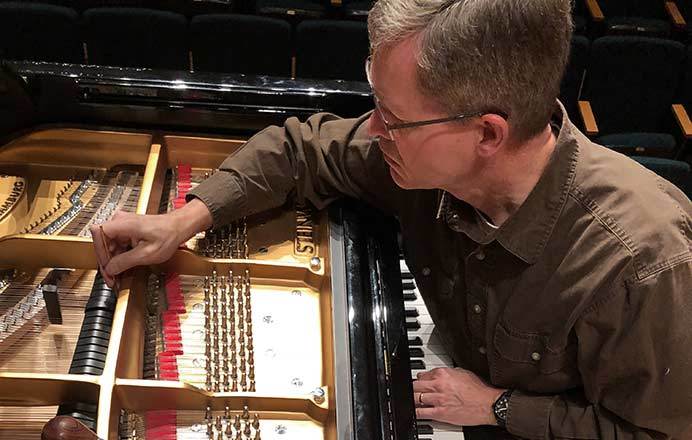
[311,387,326,404]
[242,406,250,421]
[310,257,321,270]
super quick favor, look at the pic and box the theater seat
[191,14,291,76]
[83,7,189,70]
[632,156,691,198]
[342,0,374,18]
[295,20,369,81]
[597,0,674,38]
[255,0,327,18]
[0,2,82,64]
[580,36,685,157]
[560,35,589,123]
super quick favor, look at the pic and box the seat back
[0,2,82,63]
[632,156,692,198]
[560,35,590,121]
[599,0,666,19]
[295,20,369,81]
[84,7,189,70]
[191,14,291,76]
[585,36,685,134]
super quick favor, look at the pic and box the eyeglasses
[364,56,508,137]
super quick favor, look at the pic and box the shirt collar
[435,100,580,264]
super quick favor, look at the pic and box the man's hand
[413,367,505,427]
[90,198,213,287]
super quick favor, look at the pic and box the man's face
[367,37,482,190]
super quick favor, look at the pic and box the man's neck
[446,124,557,226]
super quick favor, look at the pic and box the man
[92,0,692,438]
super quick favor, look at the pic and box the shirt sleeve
[506,258,692,439]
[187,111,403,227]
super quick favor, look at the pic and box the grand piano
[0,60,462,440]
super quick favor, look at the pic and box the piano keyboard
[400,258,464,440]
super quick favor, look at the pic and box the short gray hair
[368,0,573,142]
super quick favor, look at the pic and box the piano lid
[2,60,374,136]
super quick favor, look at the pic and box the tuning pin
[249,380,256,392]
[242,406,250,422]
[254,429,261,440]
[249,364,255,379]
[225,418,233,436]
[216,415,223,431]
[235,431,242,440]
[234,415,241,431]
[225,406,231,420]
[232,378,238,392]
[252,414,260,430]
[243,421,251,436]
[240,371,247,388]
[205,406,213,420]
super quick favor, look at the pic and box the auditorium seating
[83,7,189,70]
[0,2,82,63]
[581,36,685,157]
[633,156,692,197]
[191,14,291,76]
[295,19,369,81]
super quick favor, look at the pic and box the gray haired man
[94,1,692,438]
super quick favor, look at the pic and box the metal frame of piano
[0,61,424,440]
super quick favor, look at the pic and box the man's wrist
[171,198,213,243]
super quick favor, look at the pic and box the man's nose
[367,110,392,140]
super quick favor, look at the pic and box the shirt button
[479,346,487,355]
[475,250,486,261]
[473,304,482,314]
[531,352,542,361]
[422,267,431,276]
[452,213,460,220]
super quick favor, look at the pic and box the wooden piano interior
[0,128,338,440]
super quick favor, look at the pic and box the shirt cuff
[506,390,556,439]
[186,171,246,228]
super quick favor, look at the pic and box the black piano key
[402,280,415,290]
[406,318,421,330]
[403,292,417,301]
[400,271,414,280]
[408,336,423,346]
[410,359,426,370]
[405,307,419,317]
[418,424,434,436]
[409,348,424,358]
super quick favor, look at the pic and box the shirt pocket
[491,321,581,393]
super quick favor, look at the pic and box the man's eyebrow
[371,87,406,122]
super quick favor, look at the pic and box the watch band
[492,389,513,428]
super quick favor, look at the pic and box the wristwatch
[492,389,513,428]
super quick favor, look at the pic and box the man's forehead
[371,36,442,117]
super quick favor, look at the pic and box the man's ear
[475,114,508,158]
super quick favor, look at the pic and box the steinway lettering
[0,179,25,220]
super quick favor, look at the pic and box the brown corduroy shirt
[189,103,692,439]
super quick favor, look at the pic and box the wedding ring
[418,392,424,405]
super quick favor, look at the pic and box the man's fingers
[418,392,446,407]
[104,244,155,276]
[99,266,117,289]
[415,407,440,420]
[90,226,111,271]
[412,379,438,393]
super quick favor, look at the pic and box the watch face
[493,392,512,426]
